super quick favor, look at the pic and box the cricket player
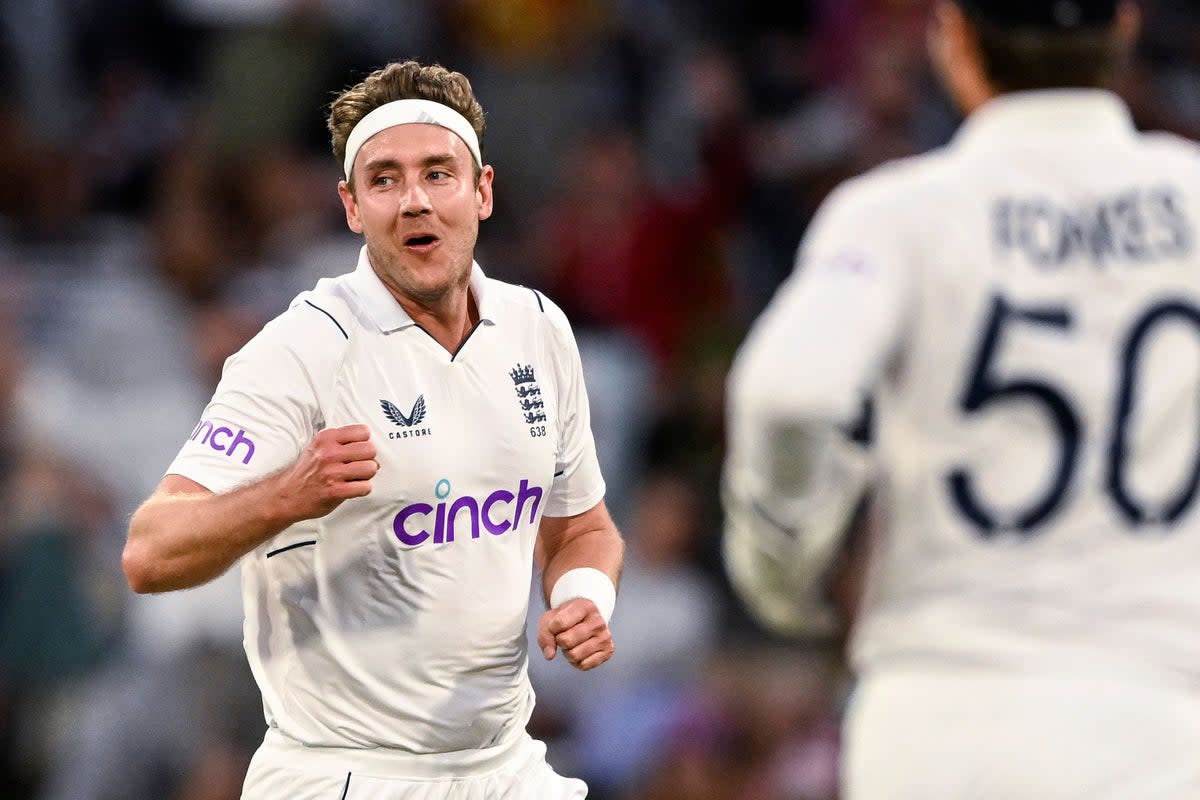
[722,1,1200,797]
[123,59,624,799]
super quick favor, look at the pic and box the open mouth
[405,234,438,247]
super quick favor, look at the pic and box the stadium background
[0,0,1196,797]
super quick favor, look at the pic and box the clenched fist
[537,598,615,671]
[276,424,378,521]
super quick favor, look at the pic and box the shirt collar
[348,245,495,333]
[953,89,1135,151]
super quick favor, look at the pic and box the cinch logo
[392,478,544,547]
[189,419,256,464]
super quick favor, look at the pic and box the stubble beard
[367,242,472,308]
[402,277,455,306]
[364,214,477,309]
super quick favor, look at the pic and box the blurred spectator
[629,646,845,800]
[0,301,122,797]
[19,185,263,797]
[721,649,843,800]
[1121,0,1200,140]
[450,0,614,66]
[575,328,656,528]
[741,0,954,305]
[533,116,745,384]
[0,0,82,147]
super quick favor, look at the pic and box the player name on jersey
[993,186,1193,268]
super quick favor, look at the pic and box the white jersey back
[793,91,1200,687]
[166,249,606,753]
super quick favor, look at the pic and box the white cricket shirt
[732,90,1200,689]
[167,247,606,753]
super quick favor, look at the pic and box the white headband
[342,98,483,179]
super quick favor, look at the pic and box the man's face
[338,123,493,307]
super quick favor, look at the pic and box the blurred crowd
[0,0,1197,798]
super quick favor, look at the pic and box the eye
[427,170,448,182]
[372,174,394,187]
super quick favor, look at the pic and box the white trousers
[843,669,1200,800]
[241,728,587,799]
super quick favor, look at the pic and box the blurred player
[123,59,623,799]
[722,1,1200,797]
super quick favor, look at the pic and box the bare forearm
[125,424,378,594]
[535,500,624,670]
[123,475,296,593]
[539,525,623,606]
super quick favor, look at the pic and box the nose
[399,181,432,217]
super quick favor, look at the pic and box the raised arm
[123,424,377,593]
[534,499,624,671]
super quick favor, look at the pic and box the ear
[476,165,495,223]
[338,179,364,234]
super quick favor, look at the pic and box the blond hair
[327,60,486,180]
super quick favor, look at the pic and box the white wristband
[550,567,617,624]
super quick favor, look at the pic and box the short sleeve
[541,300,606,517]
[165,307,344,494]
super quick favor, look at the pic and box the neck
[960,85,998,117]
[952,58,998,116]
[929,2,1000,119]
[394,282,480,355]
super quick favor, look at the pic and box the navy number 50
[948,294,1200,537]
